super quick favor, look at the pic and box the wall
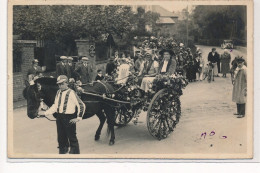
[13,40,37,102]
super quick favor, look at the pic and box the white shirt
[161,61,169,73]
[45,89,85,120]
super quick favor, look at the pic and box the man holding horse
[38,75,86,154]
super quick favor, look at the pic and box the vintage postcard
[8,0,254,159]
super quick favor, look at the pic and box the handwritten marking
[201,131,227,139]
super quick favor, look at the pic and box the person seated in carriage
[140,49,159,92]
[158,49,177,75]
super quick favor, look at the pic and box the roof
[151,5,177,17]
[156,17,175,24]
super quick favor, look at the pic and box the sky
[160,3,188,13]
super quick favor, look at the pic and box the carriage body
[102,67,188,140]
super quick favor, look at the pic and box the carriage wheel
[114,105,134,127]
[147,89,181,140]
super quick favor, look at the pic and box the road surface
[10,46,249,158]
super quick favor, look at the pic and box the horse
[23,77,117,145]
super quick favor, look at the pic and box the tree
[190,5,246,45]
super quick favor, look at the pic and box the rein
[82,91,131,104]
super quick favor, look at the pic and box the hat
[60,56,67,60]
[57,75,68,84]
[67,57,73,61]
[236,56,245,63]
[82,57,89,61]
[159,49,175,56]
[32,59,39,64]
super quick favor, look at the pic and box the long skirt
[141,77,155,92]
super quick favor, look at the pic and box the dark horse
[23,77,117,145]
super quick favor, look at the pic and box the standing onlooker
[197,51,205,81]
[74,57,92,84]
[194,55,201,81]
[220,49,231,77]
[208,48,220,77]
[27,59,43,84]
[56,56,68,77]
[232,57,247,118]
[66,57,75,80]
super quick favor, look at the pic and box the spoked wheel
[147,89,181,140]
[114,105,135,127]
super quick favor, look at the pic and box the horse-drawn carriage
[80,62,188,140]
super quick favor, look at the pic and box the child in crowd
[95,69,104,81]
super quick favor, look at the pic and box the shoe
[69,147,80,154]
[233,113,239,115]
[59,147,69,154]
[237,115,245,118]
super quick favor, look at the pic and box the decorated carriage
[80,36,189,140]
[24,36,189,145]
[97,67,188,140]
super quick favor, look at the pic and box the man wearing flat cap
[232,56,247,118]
[74,57,93,84]
[56,56,68,77]
[158,49,177,75]
[39,75,85,154]
[66,57,75,80]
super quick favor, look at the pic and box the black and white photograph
[8,0,253,159]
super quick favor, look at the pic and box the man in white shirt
[39,75,85,154]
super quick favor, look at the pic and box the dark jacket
[66,64,75,79]
[208,52,220,63]
[95,75,104,81]
[75,64,93,83]
[56,62,67,77]
[106,61,116,75]
[158,58,177,75]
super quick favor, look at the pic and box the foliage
[13,6,160,54]
[191,5,247,42]
[152,74,188,95]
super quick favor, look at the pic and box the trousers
[56,113,80,154]
[236,103,246,116]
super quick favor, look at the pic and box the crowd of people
[27,39,247,121]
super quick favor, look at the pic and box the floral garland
[152,74,189,95]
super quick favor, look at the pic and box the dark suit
[56,62,67,77]
[66,64,75,79]
[75,64,92,83]
[95,75,104,81]
[159,58,177,75]
[106,61,116,75]
[208,52,220,73]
